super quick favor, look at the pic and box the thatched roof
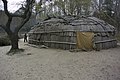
[29,16,115,33]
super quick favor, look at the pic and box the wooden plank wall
[29,31,76,50]
[28,31,117,50]
[94,32,117,50]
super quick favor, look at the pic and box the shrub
[116,34,120,42]
[0,36,11,46]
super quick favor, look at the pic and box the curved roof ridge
[87,17,110,31]
[29,16,116,33]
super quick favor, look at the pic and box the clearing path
[0,39,120,80]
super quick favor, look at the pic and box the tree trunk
[9,34,19,51]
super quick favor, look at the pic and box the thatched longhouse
[28,16,117,50]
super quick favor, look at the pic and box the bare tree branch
[15,11,31,33]
[2,0,34,18]
[2,0,10,17]
[2,0,13,30]
[23,0,34,18]
[1,0,35,31]
[15,0,35,33]
[11,14,25,18]
[6,16,12,28]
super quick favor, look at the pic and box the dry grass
[0,39,120,80]
[0,36,11,46]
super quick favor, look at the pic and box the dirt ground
[0,39,120,80]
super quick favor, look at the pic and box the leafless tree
[0,0,35,54]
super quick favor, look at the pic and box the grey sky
[0,0,25,12]
[1,0,40,12]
